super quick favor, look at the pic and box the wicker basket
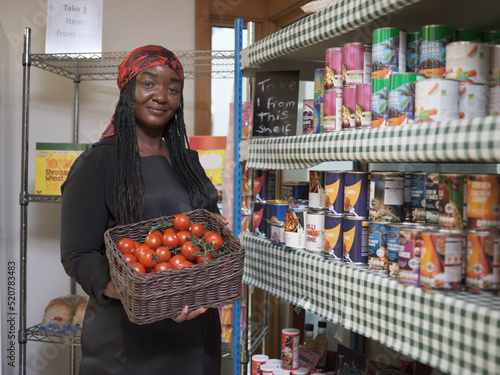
[104,209,245,325]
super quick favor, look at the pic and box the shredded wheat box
[35,143,89,195]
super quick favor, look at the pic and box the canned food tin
[281,182,308,201]
[251,354,269,375]
[325,171,344,215]
[259,363,275,374]
[288,199,308,209]
[338,368,365,375]
[490,45,500,85]
[455,29,482,42]
[355,83,372,128]
[388,222,423,277]
[253,200,267,236]
[387,73,425,125]
[482,30,500,45]
[325,47,343,89]
[266,199,289,223]
[285,208,307,250]
[398,224,428,286]
[406,32,420,73]
[369,222,390,271]
[467,174,500,229]
[372,27,407,79]
[399,355,417,374]
[253,169,276,201]
[344,171,369,217]
[342,42,372,86]
[418,25,455,77]
[270,221,286,246]
[445,41,490,84]
[404,172,412,221]
[281,328,300,370]
[305,209,325,254]
[324,88,343,131]
[274,369,291,375]
[324,214,343,261]
[313,102,324,133]
[371,78,390,128]
[425,173,440,225]
[411,172,427,222]
[343,216,369,264]
[308,171,326,209]
[489,85,500,116]
[369,172,404,222]
[415,78,459,123]
[314,68,325,103]
[458,82,487,119]
[342,85,357,129]
[421,228,464,291]
[466,229,499,291]
[302,99,315,135]
[291,368,308,375]
[438,173,466,229]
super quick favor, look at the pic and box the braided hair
[113,77,211,224]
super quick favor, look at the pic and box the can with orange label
[324,214,343,261]
[344,171,369,217]
[466,230,500,291]
[325,171,344,215]
[467,174,500,229]
[420,228,464,291]
[343,217,369,264]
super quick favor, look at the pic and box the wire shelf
[26,324,81,346]
[30,50,235,81]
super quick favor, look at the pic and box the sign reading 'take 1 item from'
[45,0,103,54]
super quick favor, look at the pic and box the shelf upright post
[19,26,32,375]
[232,17,244,375]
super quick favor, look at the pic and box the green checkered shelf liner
[246,0,418,67]
[247,116,500,170]
[242,234,500,375]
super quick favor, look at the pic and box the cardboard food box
[35,143,89,195]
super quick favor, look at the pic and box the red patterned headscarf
[100,45,184,139]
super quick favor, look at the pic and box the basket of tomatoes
[104,209,245,325]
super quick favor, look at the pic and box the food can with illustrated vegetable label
[313,102,324,133]
[418,25,454,77]
[305,209,325,255]
[323,88,342,131]
[344,171,369,217]
[371,78,390,128]
[342,85,357,129]
[420,228,464,291]
[281,182,308,201]
[325,47,343,89]
[411,172,426,222]
[414,78,459,123]
[324,214,343,261]
[343,216,369,264]
[342,42,372,86]
[398,224,428,286]
[490,45,500,85]
[466,229,499,292]
[369,172,405,222]
[285,207,307,250]
[489,85,500,116]
[266,199,289,223]
[387,73,425,126]
[355,83,372,128]
[253,200,267,236]
[314,68,325,103]
[281,328,300,370]
[269,221,286,246]
[406,32,420,73]
[308,171,326,209]
[425,173,440,225]
[445,41,490,84]
[368,222,389,271]
[438,173,466,229]
[482,30,500,45]
[458,82,487,119]
[455,29,482,42]
[325,171,344,215]
[467,174,500,229]
[302,99,315,135]
[251,354,269,375]
[372,27,407,79]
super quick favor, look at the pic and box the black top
[60,137,221,375]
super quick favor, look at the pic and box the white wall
[0,1,195,374]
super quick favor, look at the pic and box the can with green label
[455,29,482,42]
[482,31,500,45]
[371,78,390,128]
[372,27,407,79]
[406,32,420,72]
[418,25,455,77]
[387,73,425,126]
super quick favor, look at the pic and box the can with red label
[420,228,464,291]
[466,229,500,291]
[342,85,357,129]
[368,222,389,271]
[284,207,307,251]
[324,88,343,131]
[343,216,369,264]
[324,214,343,261]
[251,354,269,375]
[342,42,372,86]
[308,171,326,209]
[325,171,344,215]
[281,328,300,370]
[253,201,267,236]
[253,169,267,201]
[344,171,369,217]
[467,174,500,229]
[398,224,428,286]
[325,47,343,89]
[305,209,325,255]
[302,99,315,135]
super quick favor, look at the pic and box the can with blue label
[368,222,390,271]
[343,216,369,264]
[253,200,267,236]
[313,102,324,133]
[270,221,286,246]
[324,214,343,261]
[288,199,308,209]
[281,182,309,201]
[344,171,369,218]
[325,171,344,215]
[266,199,289,223]
[410,172,426,222]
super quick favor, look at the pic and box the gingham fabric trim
[242,234,500,375]
[246,0,418,67]
[247,116,500,169]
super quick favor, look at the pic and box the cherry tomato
[169,254,187,268]
[176,260,194,268]
[123,253,137,264]
[196,252,215,264]
[190,223,206,238]
[173,213,190,231]
[162,232,180,249]
[139,249,158,269]
[204,232,223,250]
[130,261,146,273]
[176,230,191,246]
[156,246,172,263]
[133,244,151,260]
[163,227,178,235]
[134,241,141,249]
[145,233,162,250]
[203,230,215,241]
[154,262,172,272]
[151,230,163,238]
[117,238,135,254]
[181,241,199,261]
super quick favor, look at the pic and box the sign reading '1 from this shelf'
[45,0,103,54]
[252,71,299,137]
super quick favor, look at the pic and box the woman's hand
[103,280,120,300]
[171,306,207,323]
[213,213,228,225]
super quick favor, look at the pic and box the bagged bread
[41,294,88,334]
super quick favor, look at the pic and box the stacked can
[283,180,309,251]
[414,78,460,123]
[387,73,425,126]
[483,31,500,45]
[302,99,316,135]
[324,171,344,261]
[324,48,343,132]
[266,199,289,245]
[241,163,253,232]
[281,181,309,202]
[306,171,326,254]
[313,68,325,133]
[252,169,276,236]
[418,25,454,77]
[406,31,420,73]
[489,44,500,116]
[371,77,390,127]
[466,229,500,292]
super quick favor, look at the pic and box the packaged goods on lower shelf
[40,294,88,336]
